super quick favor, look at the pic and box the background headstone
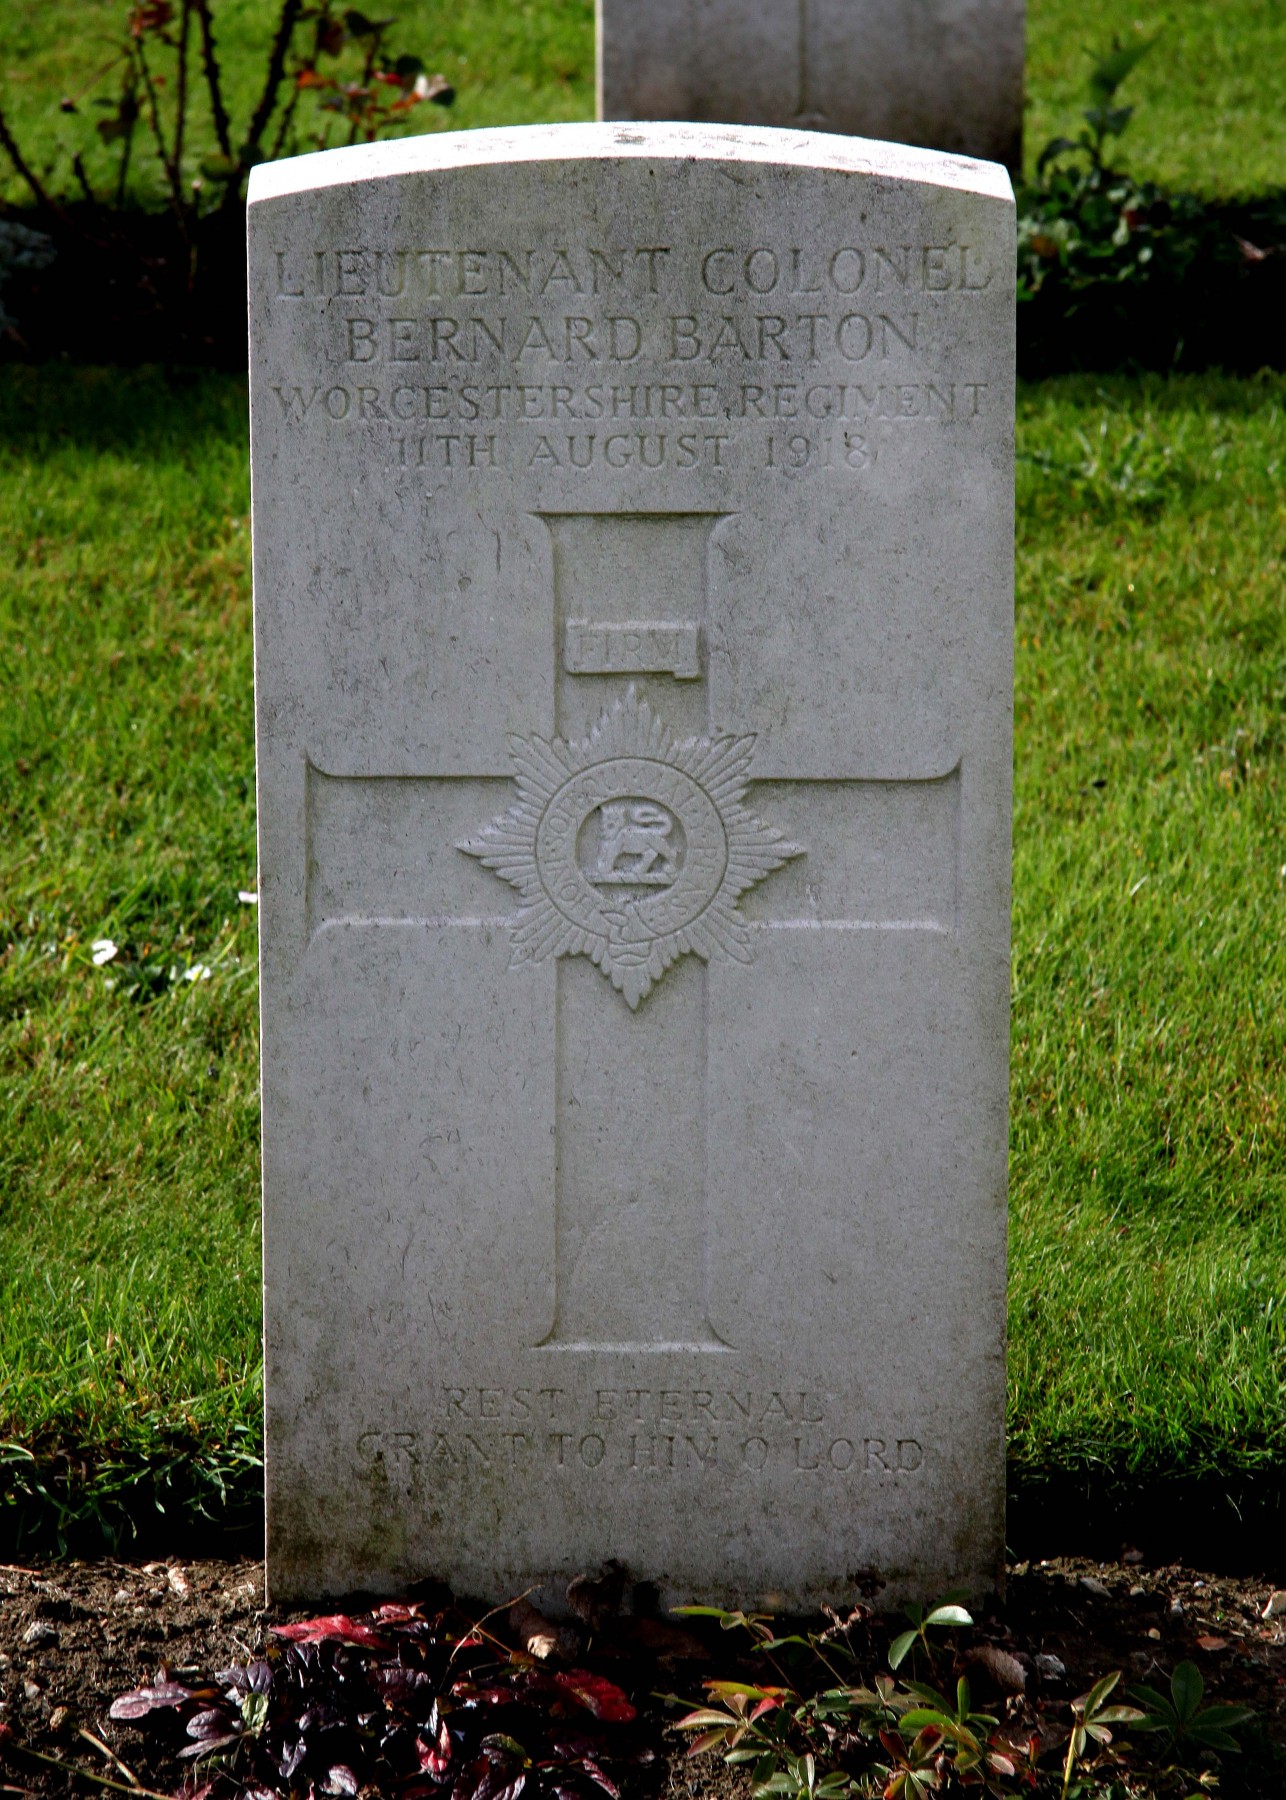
[249,122,1015,1606]
[597,0,1025,173]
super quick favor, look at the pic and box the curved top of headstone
[247,120,1013,207]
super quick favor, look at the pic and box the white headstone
[249,122,1014,1607]
[597,0,1025,173]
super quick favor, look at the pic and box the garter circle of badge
[459,687,803,1008]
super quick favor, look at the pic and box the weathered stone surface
[248,122,1015,1607]
[597,0,1025,172]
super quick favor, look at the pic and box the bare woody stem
[239,0,303,172]
[267,77,304,162]
[173,0,192,192]
[133,35,189,229]
[0,104,67,220]
[193,0,233,159]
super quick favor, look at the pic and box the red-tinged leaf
[676,1709,735,1730]
[418,1718,453,1773]
[576,1756,619,1798]
[326,1766,360,1797]
[546,1730,602,1763]
[372,1665,435,1706]
[272,1614,394,1650]
[376,1602,418,1623]
[749,1696,781,1721]
[553,1671,636,1722]
[186,1708,235,1740]
[110,1680,198,1719]
[295,68,328,87]
[1195,1635,1228,1652]
[178,1734,242,1760]
[453,1754,527,1800]
[686,1729,730,1756]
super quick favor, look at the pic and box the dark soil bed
[2,1555,1285,1796]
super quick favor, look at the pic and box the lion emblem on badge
[458,687,803,1009]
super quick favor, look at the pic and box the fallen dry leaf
[510,1596,579,1662]
[566,1563,626,1632]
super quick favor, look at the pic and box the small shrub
[1015,39,1286,374]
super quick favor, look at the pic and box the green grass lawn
[0,371,263,1543]
[1025,0,1286,193]
[1,366,1283,1544]
[1009,374,1286,1485]
[2,0,1285,209]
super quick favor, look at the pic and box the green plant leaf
[1189,1704,1254,1730]
[686,1727,731,1756]
[1088,36,1157,102]
[1126,1683,1172,1717]
[1080,1669,1124,1716]
[903,1681,952,1710]
[1095,1705,1145,1725]
[924,1605,972,1628]
[888,1630,917,1670]
[1184,1723,1247,1753]
[1084,102,1135,140]
[1170,1660,1204,1725]
[897,1708,951,1731]
[240,1688,268,1734]
[480,1734,529,1760]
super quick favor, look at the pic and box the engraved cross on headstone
[306,512,959,1353]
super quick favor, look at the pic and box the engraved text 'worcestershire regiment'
[458,688,802,1008]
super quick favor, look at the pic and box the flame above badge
[458,688,804,1008]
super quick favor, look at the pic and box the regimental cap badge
[458,687,803,1008]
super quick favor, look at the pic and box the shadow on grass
[6,1452,1286,1577]
[1017,365,1286,418]
[1009,1467,1286,1580]
[0,362,248,454]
